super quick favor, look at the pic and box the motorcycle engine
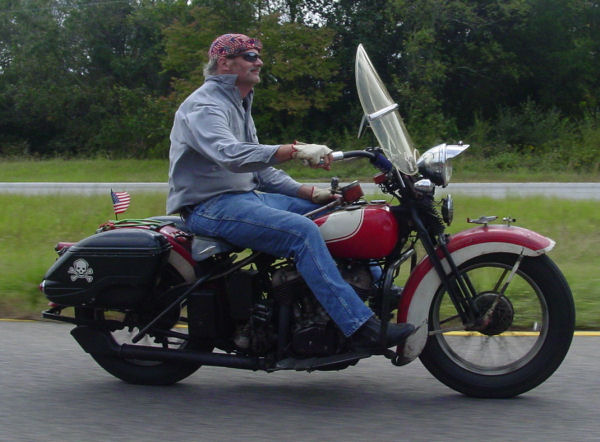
[271,262,374,357]
[337,260,375,300]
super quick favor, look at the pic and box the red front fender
[395,225,555,363]
[443,224,555,255]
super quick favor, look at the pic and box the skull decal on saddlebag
[68,258,94,283]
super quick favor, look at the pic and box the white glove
[311,186,335,204]
[292,141,332,167]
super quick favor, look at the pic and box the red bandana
[208,33,262,60]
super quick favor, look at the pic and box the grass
[0,192,598,328]
[0,159,170,182]
[1,157,598,182]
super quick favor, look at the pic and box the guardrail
[1,182,599,199]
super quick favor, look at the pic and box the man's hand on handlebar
[292,141,333,170]
[298,185,338,204]
[275,142,338,170]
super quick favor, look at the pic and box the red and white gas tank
[314,203,399,259]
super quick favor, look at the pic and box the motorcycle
[39,44,575,398]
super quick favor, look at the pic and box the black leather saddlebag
[42,228,171,308]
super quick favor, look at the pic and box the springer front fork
[409,207,524,335]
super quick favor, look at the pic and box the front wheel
[419,253,575,398]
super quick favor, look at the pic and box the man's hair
[203,58,218,77]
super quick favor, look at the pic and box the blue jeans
[185,191,373,336]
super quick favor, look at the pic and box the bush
[0,139,32,159]
[461,101,599,174]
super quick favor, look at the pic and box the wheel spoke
[439,313,462,326]
[498,254,524,295]
[492,268,509,292]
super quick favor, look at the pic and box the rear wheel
[419,253,575,398]
[75,305,211,385]
[75,265,213,385]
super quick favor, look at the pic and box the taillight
[55,242,74,256]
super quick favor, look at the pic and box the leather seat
[147,215,237,262]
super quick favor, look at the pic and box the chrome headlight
[416,143,469,187]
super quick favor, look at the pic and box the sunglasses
[229,51,261,62]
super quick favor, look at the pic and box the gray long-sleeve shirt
[166,74,302,214]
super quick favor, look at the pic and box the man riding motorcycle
[166,33,415,349]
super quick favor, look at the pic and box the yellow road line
[442,331,600,337]
[1,318,600,336]
[572,331,600,337]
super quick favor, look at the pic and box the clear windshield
[355,44,418,175]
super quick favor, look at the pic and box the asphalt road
[1,321,598,441]
[1,182,599,199]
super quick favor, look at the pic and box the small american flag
[111,190,131,215]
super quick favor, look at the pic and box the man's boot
[352,315,415,350]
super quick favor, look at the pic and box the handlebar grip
[331,151,345,161]
[330,150,392,172]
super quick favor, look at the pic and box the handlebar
[331,150,394,173]
[331,150,375,161]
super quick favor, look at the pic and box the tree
[384,0,533,144]
[1,0,598,160]
[0,0,79,155]
[0,0,186,157]
[516,0,600,116]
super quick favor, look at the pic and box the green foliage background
[0,0,599,174]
